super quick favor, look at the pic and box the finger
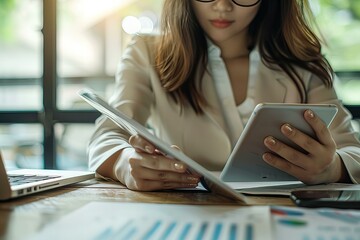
[131,167,200,184]
[280,123,320,154]
[263,136,311,169]
[171,145,202,178]
[154,144,182,157]
[129,134,155,153]
[304,110,335,147]
[263,152,325,184]
[262,152,307,180]
[132,180,199,191]
[129,154,187,173]
[169,145,202,177]
[154,145,201,177]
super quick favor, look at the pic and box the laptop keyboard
[8,174,61,186]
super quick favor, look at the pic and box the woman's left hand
[262,109,348,184]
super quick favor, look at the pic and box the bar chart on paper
[93,218,255,240]
[29,202,271,240]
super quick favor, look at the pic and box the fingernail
[263,153,273,162]
[174,163,185,170]
[265,137,276,146]
[307,110,314,119]
[145,145,153,153]
[284,124,293,134]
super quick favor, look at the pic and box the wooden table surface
[0,179,293,240]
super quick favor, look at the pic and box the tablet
[220,103,338,182]
[78,88,249,203]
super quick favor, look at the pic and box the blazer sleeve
[87,35,154,171]
[307,74,360,183]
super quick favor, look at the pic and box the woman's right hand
[114,134,201,191]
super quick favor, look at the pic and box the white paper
[28,202,272,240]
[271,206,360,240]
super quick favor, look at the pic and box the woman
[88,0,360,191]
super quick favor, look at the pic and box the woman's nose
[212,0,233,12]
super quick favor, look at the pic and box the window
[0,0,42,110]
[314,0,360,110]
[0,0,162,170]
[0,0,359,170]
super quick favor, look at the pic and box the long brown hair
[155,0,333,114]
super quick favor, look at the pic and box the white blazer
[88,35,360,183]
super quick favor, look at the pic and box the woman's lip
[210,19,234,28]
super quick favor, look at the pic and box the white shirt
[207,40,257,147]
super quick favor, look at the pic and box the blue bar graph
[160,222,176,240]
[121,226,137,240]
[212,223,223,240]
[178,223,192,240]
[196,222,209,240]
[94,219,254,240]
[142,220,162,240]
[115,220,137,240]
[245,224,253,240]
[229,223,238,240]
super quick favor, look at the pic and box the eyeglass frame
[194,0,261,7]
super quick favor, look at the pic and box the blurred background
[0,0,359,170]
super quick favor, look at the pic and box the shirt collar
[206,38,222,59]
[206,37,259,61]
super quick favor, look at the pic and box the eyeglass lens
[196,0,260,7]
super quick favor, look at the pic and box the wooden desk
[0,179,293,240]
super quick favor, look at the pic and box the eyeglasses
[195,0,261,7]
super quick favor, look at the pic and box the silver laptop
[0,151,94,200]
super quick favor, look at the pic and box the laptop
[78,88,250,203]
[0,151,94,200]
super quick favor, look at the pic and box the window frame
[0,0,99,169]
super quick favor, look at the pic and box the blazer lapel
[247,50,288,104]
